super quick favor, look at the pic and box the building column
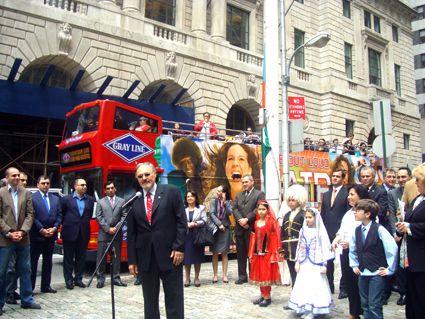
[211,0,226,39]
[122,0,141,12]
[192,0,207,34]
[98,0,116,4]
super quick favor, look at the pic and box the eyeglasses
[40,182,50,185]
[137,173,151,179]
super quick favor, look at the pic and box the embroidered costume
[288,208,335,315]
[248,201,282,298]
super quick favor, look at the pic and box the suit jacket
[96,196,126,242]
[209,198,233,228]
[0,186,34,247]
[403,195,425,272]
[60,193,94,243]
[368,184,388,222]
[30,191,62,242]
[185,205,207,233]
[127,184,187,272]
[232,188,265,237]
[401,179,419,214]
[321,186,349,240]
[388,187,403,235]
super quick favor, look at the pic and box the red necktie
[147,192,152,224]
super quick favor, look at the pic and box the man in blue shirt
[60,179,94,289]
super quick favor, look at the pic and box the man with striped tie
[30,175,62,293]
[95,181,126,288]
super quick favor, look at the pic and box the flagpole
[264,0,280,213]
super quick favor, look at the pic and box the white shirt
[336,208,362,240]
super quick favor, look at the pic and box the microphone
[122,191,143,209]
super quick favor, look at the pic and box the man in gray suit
[95,181,127,288]
[232,174,265,284]
[388,167,412,306]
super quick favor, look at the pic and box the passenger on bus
[343,140,355,155]
[194,112,217,140]
[329,138,344,154]
[169,123,185,142]
[147,119,158,134]
[135,116,150,132]
[113,111,128,130]
[358,142,367,157]
[316,138,329,152]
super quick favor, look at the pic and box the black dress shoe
[397,294,406,306]
[382,298,388,306]
[97,282,105,289]
[212,280,218,283]
[5,296,17,305]
[21,303,42,309]
[13,292,21,300]
[66,282,74,290]
[338,290,348,299]
[283,305,291,310]
[253,297,264,305]
[41,287,57,293]
[259,299,271,307]
[194,283,201,287]
[113,280,127,287]
[134,278,142,285]
[223,280,228,283]
[235,279,247,285]
[75,282,86,288]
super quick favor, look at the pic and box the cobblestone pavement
[1,260,405,318]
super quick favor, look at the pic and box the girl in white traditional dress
[288,208,335,319]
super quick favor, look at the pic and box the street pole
[265,0,280,213]
[380,101,387,168]
[280,0,289,200]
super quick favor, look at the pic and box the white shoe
[305,312,315,319]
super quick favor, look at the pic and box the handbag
[193,219,217,247]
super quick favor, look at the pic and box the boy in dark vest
[349,199,397,319]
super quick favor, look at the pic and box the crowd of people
[305,133,377,157]
[1,131,424,319]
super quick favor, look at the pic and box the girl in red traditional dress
[248,200,282,307]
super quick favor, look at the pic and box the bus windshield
[63,105,100,140]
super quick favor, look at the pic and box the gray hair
[0,178,7,187]
[242,174,253,181]
[360,166,376,177]
[135,162,156,177]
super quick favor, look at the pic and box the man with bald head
[60,178,94,290]
[0,167,39,314]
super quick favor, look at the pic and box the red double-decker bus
[56,100,163,262]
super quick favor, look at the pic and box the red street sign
[288,96,305,120]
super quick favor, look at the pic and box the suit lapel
[152,186,163,216]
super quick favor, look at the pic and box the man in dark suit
[321,168,350,296]
[60,178,94,290]
[395,163,425,318]
[232,174,265,284]
[360,166,388,231]
[0,167,40,315]
[30,175,62,293]
[388,167,412,306]
[127,162,187,319]
[95,181,127,288]
[379,168,397,194]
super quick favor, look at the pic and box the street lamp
[280,25,331,197]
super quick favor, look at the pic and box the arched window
[19,65,79,90]
[226,105,255,134]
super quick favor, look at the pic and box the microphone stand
[87,205,133,319]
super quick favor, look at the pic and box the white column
[264,0,280,213]
[175,0,185,29]
[192,0,207,34]
[98,0,116,4]
[122,0,141,12]
[211,0,226,39]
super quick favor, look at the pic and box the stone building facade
[0,0,422,170]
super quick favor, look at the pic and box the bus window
[107,174,142,201]
[63,105,100,140]
[114,107,158,133]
